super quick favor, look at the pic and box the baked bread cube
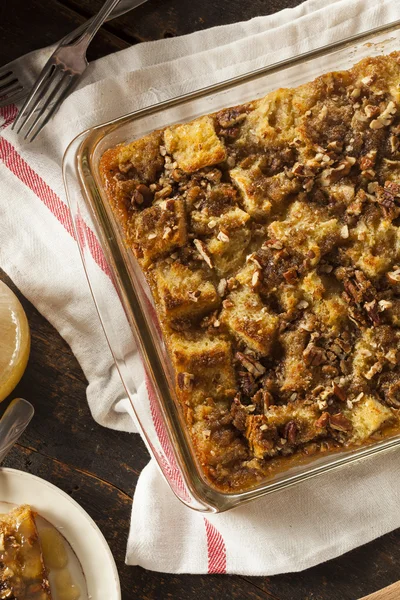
[170,334,236,405]
[231,166,300,220]
[300,271,348,331]
[268,201,341,265]
[206,227,252,277]
[164,115,227,172]
[151,261,220,328]
[242,89,296,146]
[131,198,187,267]
[230,164,272,218]
[346,396,393,443]
[346,215,400,279]
[245,402,322,459]
[279,328,312,392]
[118,130,164,182]
[190,205,250,235]
[220,286,278,355]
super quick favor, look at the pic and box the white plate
[0,467,121,599]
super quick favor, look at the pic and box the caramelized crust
[100,53,400,492]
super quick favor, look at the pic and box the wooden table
[0,1,398,598]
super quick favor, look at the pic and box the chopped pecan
[193,239,213,269]
[390,134,399,153]
[333,383,347,402]
[385,181,400,197]
[177,372,194,391]
[283,267,299,284]
[329,413,352,432]
[188,290,201,302]
[222,298,234,309]
[335,337,352,354]
[378,299,393,311]
[217,230,230,243]
[360,150,377,171]
[320,156,356,186]
[364,361,383,380]
[303,341,327,366]
[171,168,184,182]
[386,266,400,284]
[374,183,400,220]
[344,270,372,303]
[238,371,258,397]
[283,420,298,445]
[361,75,375,86]
[315,412,330,428]
[341,269,380,326]
[370,100,397,129]
[219,126,240,139]
[155,184,173,199]
[231,396,248,431]
[381,374,400,408]
[217,107,247,128]
[364,104,381,118]
[217,278,227,297]
[322,365,339,377]
[364,299,380,325]
[252,389,273,413]
[251,269,261,290]
[235,352,266,378]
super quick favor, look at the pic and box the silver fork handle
[74,0,123,48]
[55,0,148,48]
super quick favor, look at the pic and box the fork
[0,398,34,464]
[12,0,123,142]
[0,0,147,110]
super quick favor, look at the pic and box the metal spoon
[0,399,34,464]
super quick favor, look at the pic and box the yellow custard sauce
[0,281,30,402]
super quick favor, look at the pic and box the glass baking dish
[63,18,400,513]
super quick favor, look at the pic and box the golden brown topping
[100,51,400,493]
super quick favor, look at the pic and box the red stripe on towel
[75,210,113,279]
[0,136,76,238]
[204,518,227,574]
[0,105,18,130]
[0,109,111,278]
[145,373,191,503]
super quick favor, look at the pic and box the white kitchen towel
[1,0,400,575]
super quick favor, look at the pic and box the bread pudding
[0,505,51,600]
[100,52,400,492]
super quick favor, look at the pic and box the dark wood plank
[58,0,304,43]
[244,527,400,600]
[0,270,149,496]
[0,0,128,65]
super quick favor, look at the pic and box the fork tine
[0,82,23,104]
[0,70,13,81]
[23,69,68,140]
[0,90,26,109]
[12,62,56,133]
[0,73,17,91]
[28,74,77,142]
